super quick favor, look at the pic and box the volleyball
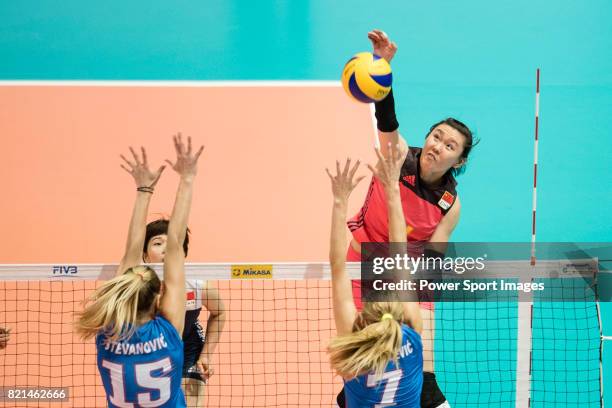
[341,52,392,103]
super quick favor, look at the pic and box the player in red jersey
[343,30,478,408]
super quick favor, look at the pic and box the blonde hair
[75,265,162,342]
[328,302,405,380]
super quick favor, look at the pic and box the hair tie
[381,313,394,321]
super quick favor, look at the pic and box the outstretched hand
[368,29,398,63]
[369,144,403,192]
[165,133,204,179]
[120,147,166,189]
[326,158,365,205]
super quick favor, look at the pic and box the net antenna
[531,68,540,267]
[515,68,541,408]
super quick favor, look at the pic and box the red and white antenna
[531,69,540,266]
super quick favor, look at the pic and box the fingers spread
[353,175,366,187]
[129,147,140,165]
[194,145,205,160]
[387,142,394,158]
[374,147,385,163]
[173,134,181,154]
[394,144,403,162]
[342,158,351,177]
[349,159,361,179]
[177,132,183,149]
[120,154,134,168]
[141,147,148,166]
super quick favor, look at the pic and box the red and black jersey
[347,146,458,245]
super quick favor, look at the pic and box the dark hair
[427,118,479,177]
[143,219,190,257]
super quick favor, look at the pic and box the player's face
[144,234,167,263]
[421,124,466,173]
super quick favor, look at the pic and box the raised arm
[368,30,408,158]
[117,147,165,276]
[327,159,366,335]
[370,144,423,334]
[159,134,204,336]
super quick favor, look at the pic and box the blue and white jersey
[344,324,423,408]
[183,279,204,341]
[96,315,186,408]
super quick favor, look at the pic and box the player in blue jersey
[116,145,226,406]
[76,134,203,408]
[326,145,424,408]
[143,220,226,407]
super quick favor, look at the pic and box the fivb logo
[52,265,78,276]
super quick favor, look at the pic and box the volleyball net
[0,260,606,407]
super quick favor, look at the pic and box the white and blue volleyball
[341,52,392,103]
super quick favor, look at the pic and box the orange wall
[0,86,373,263]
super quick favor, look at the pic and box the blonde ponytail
[328,302,404,380]
[75,266,161,342]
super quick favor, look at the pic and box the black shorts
[335,371,449,408]
[421,372,449,408]
[182,321,206,381]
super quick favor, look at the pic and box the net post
[515,283,534,408]
[595,264,604,408]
